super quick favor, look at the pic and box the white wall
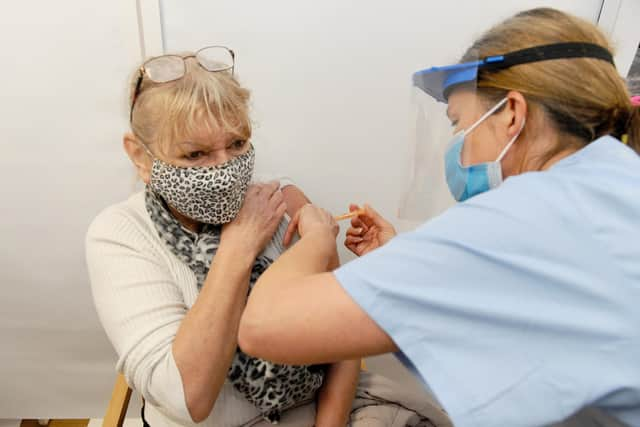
[0,1,142,417]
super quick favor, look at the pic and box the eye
[230,140,247,150]
[185,150,206,160]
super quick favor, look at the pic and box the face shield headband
[413,42,615,103]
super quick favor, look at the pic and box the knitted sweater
[86,178,292,427]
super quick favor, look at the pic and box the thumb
[364,204,386,225]
[283,209,301,247]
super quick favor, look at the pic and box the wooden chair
[102,360,366,427]
[102,374,132,427]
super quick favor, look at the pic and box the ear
[505,91,528,140]
[123,133,152,184]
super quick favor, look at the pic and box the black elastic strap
[482,42,615,71]
[141,399,151,427]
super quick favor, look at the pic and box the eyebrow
[179,140,211,149]
[180,134,244,150]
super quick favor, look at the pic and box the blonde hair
[129,54,251,154]
[461,7,640,164]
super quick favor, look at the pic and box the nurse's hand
[345,204,396,257]
[222,182,287,257]
[283,203,339,247]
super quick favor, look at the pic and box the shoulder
[479,136,640,234]
[86,191,156,250]
[453,136,639,231]
[537,135,640,196]
[253,172,307,218]
[252,172,295,189]
[85,192,187,302]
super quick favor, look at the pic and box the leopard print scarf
[145,187,325,423]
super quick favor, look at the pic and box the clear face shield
[398,51,482,221]
[397,42,617,222]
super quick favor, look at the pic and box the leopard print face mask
[149,145,255,224]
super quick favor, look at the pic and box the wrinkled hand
[222,182,286,256]
[283,203,339,247]
[344,204,396,256]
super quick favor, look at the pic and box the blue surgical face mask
[444,97,525,202]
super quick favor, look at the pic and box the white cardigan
[86,179,292,427]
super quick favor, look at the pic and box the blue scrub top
[334,136,640,427]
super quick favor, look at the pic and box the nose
[209,149,232,166]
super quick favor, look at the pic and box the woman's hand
[283,203,339,247]
[344,204,397,257]
[221,182,287,257]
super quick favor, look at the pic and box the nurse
[239,8,640,427]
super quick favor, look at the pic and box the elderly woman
[86,47,450,427]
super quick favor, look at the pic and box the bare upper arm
[282,185,310,218]
[239,272,398,365]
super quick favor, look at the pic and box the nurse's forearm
[257,226,336,284]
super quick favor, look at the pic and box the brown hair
[460,7,640,166]
[129,54,251,155]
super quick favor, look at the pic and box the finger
[350,216,367,230]
[344,240,356,252]
[345,235,364,245]
[246,184,260,196]
[344,240,361,256]
[364,203,383,221]
[275,201,287,221]
[351,216,370,236]
[348,204,363,225]
[350,205,375,228]
[268,189,284,209]
[346,227,364,237]
[255,181,276,200]
[264,180,280,196]
[362,203,386,227]
[363,227,378,240]
[283,209,301,247]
